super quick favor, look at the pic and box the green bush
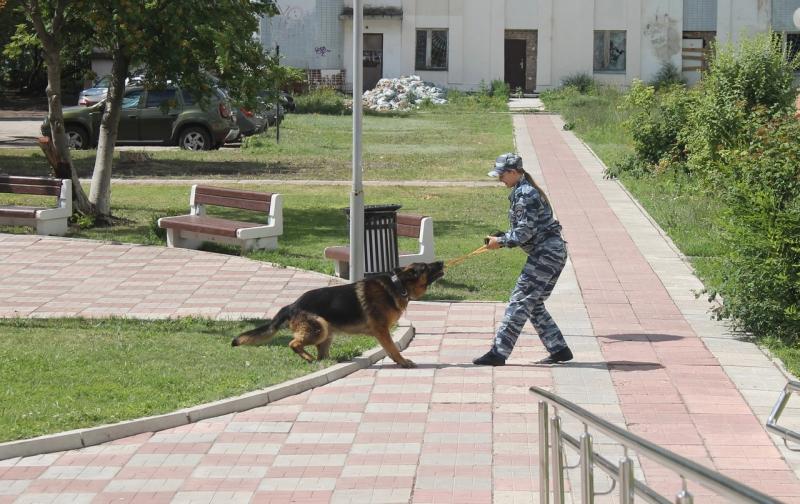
[446,88,508,110]
[560,72,596,94]
[490,79,510,100]
[621,79,692,166]
[686,31,800,174]
[714,114,800,342]
[295,87,348,115]
[650,61,686,90]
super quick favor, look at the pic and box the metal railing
[766,380,800,451]
[531,386,781,503]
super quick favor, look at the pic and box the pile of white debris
[362,75,447,111]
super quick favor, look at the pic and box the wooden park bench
[0,175,72,236]
[324,213,435,278]
[158,185,283,253]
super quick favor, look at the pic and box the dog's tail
[232,305,293,347]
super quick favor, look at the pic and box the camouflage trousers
[493,238,568,358]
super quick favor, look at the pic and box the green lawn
[0,101,513,181]
[0,318,375,442]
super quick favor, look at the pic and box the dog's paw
[399,359,417,369]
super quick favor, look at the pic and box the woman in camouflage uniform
[473,153,573,366]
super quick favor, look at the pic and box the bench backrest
[193,185,273,213]
[0,175,62,197]
[397,213,428,238]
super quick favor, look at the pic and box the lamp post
[349,0,365,281]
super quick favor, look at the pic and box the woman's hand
[485,236,502,249]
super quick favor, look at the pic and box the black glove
[484,231,505,245]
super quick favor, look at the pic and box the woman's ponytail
[520,170,551,207]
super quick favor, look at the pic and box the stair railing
[766,380,800,452]
[531,386,780,503]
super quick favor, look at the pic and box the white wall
[340,0,773,93]
[640,0,683,83]
[717,0,771,46]
[342,18,404,88]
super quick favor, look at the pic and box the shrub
[294,87,348,115]
[490,79,510,100]
[686,31,800,175]
[447,87,507,110]
[621,79,692,166]
[560,73,596,94]
[605,153,652,179]
[714,114,800,342]
[650,61,686,90]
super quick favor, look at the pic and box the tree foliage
[66,0,280,221]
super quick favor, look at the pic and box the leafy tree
[81,0,280,224]
[13,0,94,214]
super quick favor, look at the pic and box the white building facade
[259,0,800,92]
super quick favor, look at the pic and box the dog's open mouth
[428,261,445,284]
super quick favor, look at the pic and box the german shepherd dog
[232,261,444,368]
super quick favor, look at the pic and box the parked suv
[44,85,238,150]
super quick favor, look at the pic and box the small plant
[560,73,596,94]
[514,86,524,99]
[72,212,96,229]
[650,61,686,90]
[489,79,510,99]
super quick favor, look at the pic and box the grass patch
[0,317,376,442]
[0,100,512,181]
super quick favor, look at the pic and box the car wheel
[178,127,211,151]
[65,126,89,150]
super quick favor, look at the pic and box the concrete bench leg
[36,218,67,236]
[241,236,278,253]
[165,229,202,250]
[334,260,349,280]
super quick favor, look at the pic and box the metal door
[504,39,526,92]
[363,33,383,91]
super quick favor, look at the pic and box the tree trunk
[89,50,129,224]
[35,12,93,215]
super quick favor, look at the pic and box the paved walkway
[1,114,800,503]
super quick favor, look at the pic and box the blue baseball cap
[487,152,523,177]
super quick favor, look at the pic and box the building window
[785,32,800,63]
[415,29,448,70]
[594,30,626,73]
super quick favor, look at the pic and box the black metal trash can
[344,204,402,277]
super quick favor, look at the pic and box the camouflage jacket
[497,177,563,254]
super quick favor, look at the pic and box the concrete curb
[0,321,415,461]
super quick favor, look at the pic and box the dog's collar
[390,273,408,298]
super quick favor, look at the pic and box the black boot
[473,349,506,366]
[535,347,573,365]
